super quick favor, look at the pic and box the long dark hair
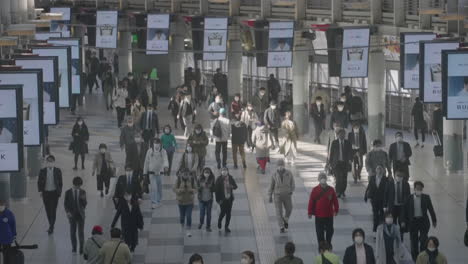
[200,167,215,184]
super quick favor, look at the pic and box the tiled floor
[8,92,468,264]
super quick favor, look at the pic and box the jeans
[215,141,228,167]
[199,200,213,227]
[69,215,85,251]
[178,204,193,228]
[150,173,162,204]
[183,115,193,138]
[315,217,334,246]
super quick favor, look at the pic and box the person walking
[187,124,209,173]
[215,167,238,233]
[208,95,226,142]
[252,87,269,119]
[365,165,393,235]
[375,212,403,264]
[264,101,281,150]
[310,96,326,144]
[119,116,140,170]
[389,170,411,241]
[274,242,304,264]
[71,117,89,170]
[197,167,216,232]
[241,103,259,148]
[92,143,115,197]
[112,81,128,128]
[231,118,248,169]
[127,72,139,102]
[64,176,87,254]
[111,192,144,252]
[131,99,145,134]
[178,144,199,176]
[102,71,115,110]
[308,172,339,246]
[168,96,180,129]
[268,74,281,103]
[348,122,367,183]
[0,200,16,264]
[411,97,427,148]
[88,52,100,92]
[99,228,132,264]
[143,138,168,209]
[178,93,197,138]
[212,68,228,102]
[114,165,143,204]
[268,159,295,233]
[213,108,231,169]
[389,132,412,181]
[313,241,340,264]
[401,181,437,260]
[83,225,106,264]
[38,155,63,234]
[343,228,376,264]
[230,93,243,118]
[174,169,196,237]
[329,128,352,198]
[140,104,160,146]
[329,101,349,130]
[366,140,392,178]
[161,125,177,174]
[347,88,365,124]
[415,237,447,264]
[252,121,270,174]
[280,111,299,164]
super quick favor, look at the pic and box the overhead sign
[203,18,228,61]
[341,27,370,78]
[146,14,170,55]
[442,50,468,119]
[267,21,294,67]
[96,11,118,48]
[35,32,62,41]
[48,38,82,94]
[50,7,71,38]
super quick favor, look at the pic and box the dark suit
[310,103,326,143]
[38,167,63,230]
[114,173,143,204]
[343,243,376,264]
[365,176,392,232]
[329,139,352,196]
[401,193,437,260]
[140,110,160,144]
[348,127,367,181]
[111,198,144,251]
[64,188,87,251]
[388,179,411,239]
[388,141,412,180]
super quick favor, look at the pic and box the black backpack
[213,119,223,138]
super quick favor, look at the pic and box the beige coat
[92,152,115,176]
[173,177,196,205]
[280,120,298,157]
[131,104,146,132]
[99,239,131,264]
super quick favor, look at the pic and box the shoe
[105,189,109,195]
[100,191,104,198]
[414,143,420,148]
[79,249,83,255]
[218,221,222,229]
[261,169,266,174]
[280,228,285,233]
[421,144,424,148]
[198,224,203,230]
[206,227,212,232]
[243,162,247,169]
[342,193,346,198]
[73,167,78,171]
[217,164,221,169]
[72,248,77,254]
[151,204,157,209]
[234,164,238,169]
[210,138,214,143]
[186,232,192,237]
[82,165,85,170]
[284,221,289,229]
[225,227,231,233]
[47,228,53,235]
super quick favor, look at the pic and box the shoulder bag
[311,187,329,216]
[109,241,122,264]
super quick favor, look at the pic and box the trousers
[315,217,334,245]
[334,162,348,195]
[274,193,293,228]
[178,204,193,228]
[232,143,246,166]
[69,215,85,251]
[218,199,233,228]
[215,141,228,167]
[199,200,213,227]
[409,217,430,260]
[97,172,110,191]
[43,191,59,229]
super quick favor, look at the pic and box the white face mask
[154,144,161,149]
[186,147,192,152]
[277,166,284,172]
[354,236,364,244]
[337,107,344,112]
[353,128,359,133]
[241,257,250,264]
[316,101,322,105]
[427,247,436,252]
[259,92,265,96]
[47,162,55,168]
[0,206,5,212]
[164,129,170,134]
[414,190,422,196]
[340,98,346,102]
[203,173,210,177]
[78,121,83,126]
[385,218,394,225]
[271,105,277,110]
[247,106,253,111]
[320,178,327,185]
[100,149,106,153]
[222,171,228,176]
[195,129,202,134]
[127,122,134,127]
[185,97,191,102]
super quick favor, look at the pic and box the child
[168,96,180,129]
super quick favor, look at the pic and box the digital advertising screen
[267,21,294,68]
[340,27,370,78]
[326,27,344,77]
[146,14,170,55]
[35,32,62,41]
[50,7,71,38]
[400,32,436,89]
[442,50,468,119]
[48,38,82,94]
[419,40,459,103]
[15,57,59,125]
[96,11,118,48]
[312,30,328,56]
[0,70,43,146]
[32,46,71,108]
[203,18,228,61]
[0,86,24,172]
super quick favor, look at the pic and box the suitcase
[5,247,25,264]
[432,131,443,157]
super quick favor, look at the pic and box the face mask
[185,97,191,102]
[316,101,322,105]
[164,129,170,134]
[203,173,210,177]
[143,75,148,79]
[277,166,284,172]
[271,105,277,110]
[340,98,346,102]
[154,144,161,149]
[222,171,228,176]
[186,147,192,152]
[100,149,106,153]
[320,178,327,185]
[0,206,5,212]
[241,257,250,264]
[128,122,133,127]
[195,129,202,134]
[427,247,436,252]
[129,76,133,80]
[259,92,265,96]
[126,171,133,177]
[248,106,253,111]
[47,162,54,168]
[78,121,83,125]
[415,190,422,196]
[385,218,394,225]
[147,108,153,112]
[124,195,132,201]
[353,128,359,133]
[396,136,403,142]
[215,98,221,103]
[396,176,403,182]
[337,107,344,112]
[354,236,364,245]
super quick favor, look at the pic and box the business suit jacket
[38,167,63,196]
[310,103,326,123]
[215,175,238,203]
[343,243,376,264]
[111,198,144,232]
[329,139,352,169]
[64,188,87,219]
[365,176,392,208]
[386,179,411,211]
[140,110,160,134]
[114,173,143,200]
[401,193,437,227]
[388,141,412,165]
[347,127,367,156]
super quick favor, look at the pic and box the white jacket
[143,147,169,175]
[112,87,128,108]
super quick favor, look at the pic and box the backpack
[213,119,223,138]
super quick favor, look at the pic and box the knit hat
[92,225,103,234]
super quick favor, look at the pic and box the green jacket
[313,252,340,264]
[416,251,447,264]
[187,131,209,156]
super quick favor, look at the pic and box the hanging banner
[48,38,82,94]
[35,32,62,41]
[312,30,328,56]
[341,27,370,78]
[0,86,24,172]
[146,14,170,55]
[15,57,59,125]
[203,18,228,61]
[442,50,468,119]
[419,40,459,103]
[31,46,72,108]
[400,32,436,89]
[0,70,43,146]
[50,7,71,38]
[267,21,294,68]
[96,11,118,49]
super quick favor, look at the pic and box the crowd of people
[0,57,466,264]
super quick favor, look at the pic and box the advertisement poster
[420,40,459,103]
[96,11,118,49]
[50,7,71,38]
[442,50,468,119]
[382,35,400,61]
[0,87,23,172]
[32,46,71,108]
[267,21,294,68]
[400,33,436,89]
[0,70,43,146]
[146,14,170,55]
[35,32,62,41]
[15,57,59,125]
[312,30,328,56]
[203,18,228,61]
[48,38,82,94]
[340,27,370,78]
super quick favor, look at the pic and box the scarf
[426,249,438,264]
[224,176,232,199]
[383,224,397,239]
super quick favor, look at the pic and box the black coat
[168,100,179,116]
[140,111,160,134]
[343,243,376,264]
[71,124,89,154]
[139,88,158,108]
[329,139,352,168]
[411,101,426,128]
[264,108,281,129]
[386,179,411,210]
[348,95,364,115]
[365,175,392,208]
[267,78,281,98]
[64,188,87,219]
[388,141,412,165]
[401,193,437,227]
[127,79,139,100]
[348,127,367,156]
[215,175,238,203]
[330,111,349,129]
[114,174,143,201]
[310,103,326,123]
[231,121,248,145]
[111,198,144,232]
[37,167,63,196]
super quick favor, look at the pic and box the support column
[393,0,405,27]
[292,47,310,135]
[260,0,272,19]
[443,119,464,172]
[27,0,34,20]
[228,39,243,100]
[200,0,209,15]
[367,49,386,144]
[229,0,240,16]
[1,0,11,29]
[331,0,343,23]
[419,0,431,30]
[169,20,185,93]
[10,151,27,200]
[10,0,20,24]
[27,146,41,179]
[370,0,382,24]
[118,18,132,79]
[295,0,306,21]
[0,173,10,204]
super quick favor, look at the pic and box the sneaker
[217,163,221,169]
[242,162,247,169]
[100,191,104,198]
[218,221,222,229]
[414,143,420,148]
[105,189,109,196]
[206,227,212,232]
[198,224,203,230]
[225,227,231,233]
[284,221,289,229]
[280,228,285,233]
[73,167,78,171]
[261,169,266,174]
[151,204,157,209]
[186,232,192,237]
[421,144,424,148]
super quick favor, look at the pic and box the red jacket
[308,185,339,218]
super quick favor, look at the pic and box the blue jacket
[0,208,16,244]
